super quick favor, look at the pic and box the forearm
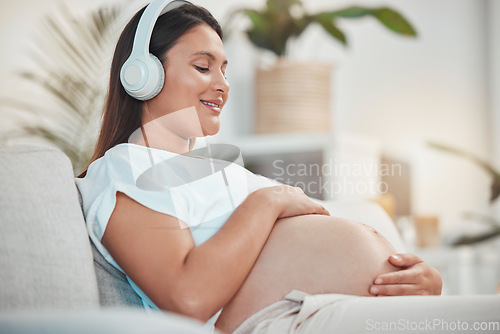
[177,190,279,319]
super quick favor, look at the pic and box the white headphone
[120,0,192,101]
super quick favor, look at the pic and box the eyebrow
[191,51,228,65]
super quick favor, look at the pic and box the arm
[370,253,443,296]
[102,186,328,322]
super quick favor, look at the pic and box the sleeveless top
[75,142,276,331]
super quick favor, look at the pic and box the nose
[214,71,230,94]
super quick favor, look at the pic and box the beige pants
[233,290,500,334]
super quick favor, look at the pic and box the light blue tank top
[75,142,275,330]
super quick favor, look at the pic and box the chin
[203,128,220,136]
[202,123,220,136]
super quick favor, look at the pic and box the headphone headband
[130,0,191,59]
[120,0,192,101]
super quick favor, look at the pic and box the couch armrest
[0,308,220,334]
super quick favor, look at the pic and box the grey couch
[0,145,210,333]
[2,144,499,334]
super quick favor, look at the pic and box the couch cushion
[0,144,100,311]
[75,184,144,309]
[90,240,144,308]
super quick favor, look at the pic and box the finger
[388,253,423,267]
[311,206,330,216]
[373,268,421,285]
[369,283,422,296]
[293,186,305,193]
[319,206,330,216]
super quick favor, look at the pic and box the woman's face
[144,23,229,139]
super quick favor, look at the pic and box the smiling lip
[200,99,222,113]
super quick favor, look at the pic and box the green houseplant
[224,0,417,134]
[225,0,417,57]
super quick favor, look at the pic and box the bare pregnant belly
[215,215,399,333]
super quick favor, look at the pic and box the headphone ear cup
[142,54,165,101]
[120,54,164,101]
[120,58,147,98]
[120,0,192,100]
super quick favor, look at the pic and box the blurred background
[1,0,499,295]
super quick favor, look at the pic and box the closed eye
[195,66,209,73]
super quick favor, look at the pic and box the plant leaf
[428,141,500,203]
[247,30,281,56]
[244,9,270,33]
[322,6,373,19]
[17,72,85,118]
[428,142,500,178]
[290,16,311,39]
[451,228,500,246]
[19,126,76,157]
[2,3,121,174]
[313,13,347,45]
[372,8,417,36]
[224,2,417,56]
[311,6,416,46]
[266,0,300,15]
[491,177,500,202]
[463,212,500,227]
[243,8,292,56]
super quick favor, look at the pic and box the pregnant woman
[76,1,443,333]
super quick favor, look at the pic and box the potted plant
[224,0,417,134]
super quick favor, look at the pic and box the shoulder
[75,143,168,214]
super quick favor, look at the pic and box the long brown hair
[77,3,222,178]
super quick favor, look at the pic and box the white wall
[223,0,493,235]
[0,0,495,235]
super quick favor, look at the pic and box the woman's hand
[369,253,442,296]
[256,185,330,219]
